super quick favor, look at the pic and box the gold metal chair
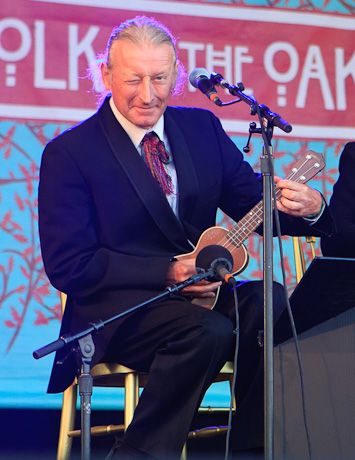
[57,292,235,460]
[57,292,148,460]
[292,236,317,283]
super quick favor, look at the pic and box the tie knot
[142,132,159,146]
[141,132,171,164]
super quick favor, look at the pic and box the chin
[137,118,159,130]
[132,109,162,129]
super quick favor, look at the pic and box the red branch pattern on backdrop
[0,122,64,353]
[189,0,355,14]
[265,0,355,14]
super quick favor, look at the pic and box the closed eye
[125,79,140,85]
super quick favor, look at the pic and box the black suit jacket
[39,98,333,393]
[321,142,355,258]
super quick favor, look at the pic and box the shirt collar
[109,97,165,148]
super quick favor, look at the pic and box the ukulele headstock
[286,150,325,184]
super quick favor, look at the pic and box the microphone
[189,68,222,106]
[196,245,236,286]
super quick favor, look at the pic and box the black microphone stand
[259,121,276,460]
[33,269,215,460]
[211,73,292,460]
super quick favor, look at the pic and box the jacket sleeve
[38,140,172,298]
[321,142,355,257]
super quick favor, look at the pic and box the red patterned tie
[141,132,174,195]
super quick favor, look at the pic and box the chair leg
[57,382,77,460]
[181,443,187,460]
[123,372,188,460]
[124,372,139,429]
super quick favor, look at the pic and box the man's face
[101,40,178,130]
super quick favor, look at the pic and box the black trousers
[103,280,286,459]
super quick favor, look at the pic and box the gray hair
[88,16,187,106]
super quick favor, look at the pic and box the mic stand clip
[210,72,292,134]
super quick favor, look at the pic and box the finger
[276,198,302,215]
[182,281,222,298]
[277,179,299,191]
[279,188,301,203]
[184,281,222,293]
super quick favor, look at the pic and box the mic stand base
[76,334,95,460]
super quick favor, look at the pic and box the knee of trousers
[188,310,235,361]
[240,280,285,316]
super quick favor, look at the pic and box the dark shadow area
[0,408,230,460]
[274,257,355,345]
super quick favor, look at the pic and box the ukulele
[175,151,325,309]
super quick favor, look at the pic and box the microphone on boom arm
[189,68,222,106]
[196,245,236,286]
[191,68,292,133]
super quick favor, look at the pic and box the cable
[273,202,313,459]
[224,285,239,460]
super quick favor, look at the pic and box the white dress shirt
[109,98,179,218]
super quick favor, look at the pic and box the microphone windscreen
[189,68,210,88]
[196,245,233,271]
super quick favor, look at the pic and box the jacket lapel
[164,108,199,236]
[98,99,191,253]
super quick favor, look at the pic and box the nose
[139,76,153,104]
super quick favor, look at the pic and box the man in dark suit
[321,142,355,258]
[38,16,333,460]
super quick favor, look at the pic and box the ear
[172,61,179,91]
[101,62,112,90]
